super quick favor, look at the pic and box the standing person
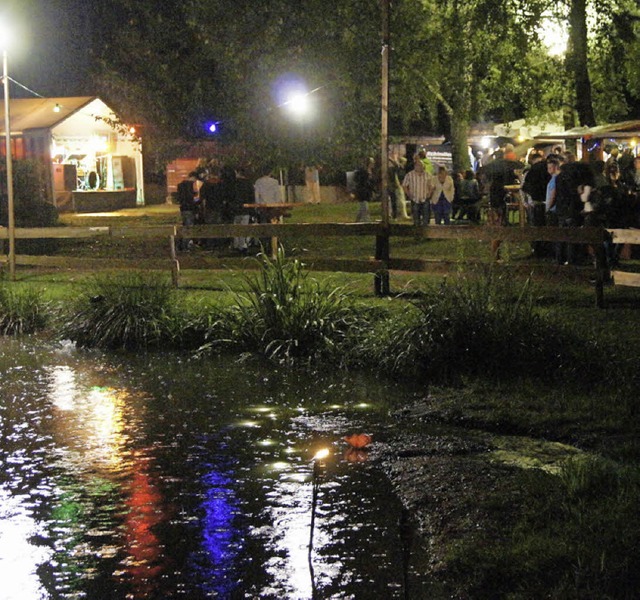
[417,148,435,175]
[388,151,408,219]
[402,155,433,226]
[254,167,282,207]
[254,166,282,250]
[199,169,222,250]
[484,149,524,223]
[431,166,455,225]
[473,151,484,172]
[304,165,321,204]
[554,161,594,265]
[233,166,254,254]
[353,157,376,223]
[176,171,199,251]
[522,152,551,256]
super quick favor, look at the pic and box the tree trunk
[450,113,471,174]
[567,0,596,126]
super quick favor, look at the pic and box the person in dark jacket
[176,172,199,251]
[554,161,594,265]
[522,153,551,256]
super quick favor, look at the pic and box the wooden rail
[1,222,633,308]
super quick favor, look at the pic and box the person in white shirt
[402,156,433,226]
[431,166,455,225]
[254,169,282,205]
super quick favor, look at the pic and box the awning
[535,120,640,141]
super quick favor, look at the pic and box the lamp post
[2,41,15,279]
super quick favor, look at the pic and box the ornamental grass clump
[61,271,182,350]
[201,247,362,362]
[360,269,605,385]
[0,283,49,334]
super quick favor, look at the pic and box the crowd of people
[177,144,640,270]
[175,164,281,253]
[355,143,640,267]
[519,145,640,266]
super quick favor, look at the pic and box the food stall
[0,96,144,212]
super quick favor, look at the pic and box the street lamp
[0,20,14,279]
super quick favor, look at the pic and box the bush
[0,282,49,334]
[199,247,364,362]
[60,271,183,350]
[0,159,59,255]
[356,269,609,385]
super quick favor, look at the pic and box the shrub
[199,247,363,362]
[0,282,49,334]
[356,269,609,385]
[0,159,59,255]
[60,271,182,350]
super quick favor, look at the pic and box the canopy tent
[534,120,640,160]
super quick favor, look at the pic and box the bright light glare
[538,16,568,57]
[285,93,310,117]
[313,448,330,461]
[0,20,12,51]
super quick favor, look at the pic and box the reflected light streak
[196,470,242,598]
[260,479,315,599]
[121,453,169,598]
[49,365,78,411]
[0,489,52,600]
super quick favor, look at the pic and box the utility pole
[375,0,391,295]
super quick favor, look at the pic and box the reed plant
[0,282,49,334]
[60,271,183,350]
[200,247,364,362]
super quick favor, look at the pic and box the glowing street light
[284,92,311,119]
[0,19,15,279]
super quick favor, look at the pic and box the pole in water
[308,448,330,596]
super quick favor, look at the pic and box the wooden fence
[1,221,639,308]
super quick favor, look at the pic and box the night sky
[4,0,94,98]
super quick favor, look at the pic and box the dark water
[0,337,438,599]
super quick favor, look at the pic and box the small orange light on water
[313,448,330,461]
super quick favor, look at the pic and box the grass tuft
[0,282,49,334]
[60,271,182,350]
[199,247,364,362]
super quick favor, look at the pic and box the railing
[1,221,635,308]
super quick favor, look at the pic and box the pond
[0,337,444,599]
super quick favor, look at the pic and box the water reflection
[0,340,435,599]
[194,468,241,597]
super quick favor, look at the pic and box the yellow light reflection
[313,448,330,461]
[271,462,290,471]
[355,402,371,409]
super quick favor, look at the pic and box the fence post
[374,227,390,296]
[594,229,609,309]
[169,226,180,288]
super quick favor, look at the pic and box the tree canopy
[90,0,640,174]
